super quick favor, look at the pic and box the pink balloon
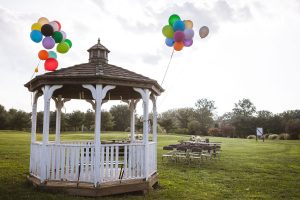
[183,39,193,47]
[173,31,185,42]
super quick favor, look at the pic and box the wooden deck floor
[27,172,158,197]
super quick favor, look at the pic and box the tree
[84,109,95,131]
[187,120,201,135]
[66,111,84,131]
[101,111,114,131]
[175,108,194,129]
[7,109,30,131]
[110,105,130,131]
[0,104,7,129]
[194,98,216,135]
[233,98,256,117]
[158,109,178,133]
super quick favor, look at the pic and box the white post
[124,99,140,143]
[83,84,115,186]
[133,88,150,179]
[150,94,158,172]
[53,96,70,144]
[40,85,62,182]
[31,91,41,143]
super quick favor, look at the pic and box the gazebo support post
[41,85,62,182]
[53,96,70,144]
[134,88,150,179]
[150,94,157,171]
[83,84,115,187]
[30,91,41,173]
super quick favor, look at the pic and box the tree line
[0,98,300,139]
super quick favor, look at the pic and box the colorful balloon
[183,39,193,47]
[57,42,70,53]
[168,14,181,26]
[41,24,54,36]
[31,23,42,31]
[44,58,58,71]
[54,20,61,31]
[162,25,174,38]
[173,31,185,42]
[184,20,193,29]
[173,41,184,51]
[165,38,174,47]
[38,50,48,60]
[49,21,59,32]
[48,51,57,59]
[30,30,43,43]
[184,29,194,40]
[199,26,209,38]
[173,20,185,32]
[38,17,49,25]
[60,31,67,40]
[42,37,55,49]
[64,39,72,48]
[52,31,63,43]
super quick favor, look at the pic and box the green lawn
[0,131,299,200]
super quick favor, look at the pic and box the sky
[0,0,300,116]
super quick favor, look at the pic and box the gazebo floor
[26,172,158,197]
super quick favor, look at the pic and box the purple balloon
[42,37,55,49]
[184,29,194,40]
[184,39,193,47]
[173,31,185,42]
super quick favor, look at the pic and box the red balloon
[44,58,58,71]
[54,20,61,31]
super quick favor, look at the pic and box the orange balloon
[38,50,49,60]
[174,41,184,51]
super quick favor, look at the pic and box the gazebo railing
[30,141,157,184]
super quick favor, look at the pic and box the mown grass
[0,131,299,200]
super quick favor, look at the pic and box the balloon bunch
[30,17,72,72]
[162,14,194,51]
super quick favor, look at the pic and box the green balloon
[168,14,181,26]
[162,25,174,38]
[57,42,69,54]
[52,31,63,43]
[64,39,72,48]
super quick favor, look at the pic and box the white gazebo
[25,39,164,196]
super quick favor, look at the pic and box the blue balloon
[30,30,43,43]
[165,38,174,47]
[173,20,185,32]
[48,51,57,59]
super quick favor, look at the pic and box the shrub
[278,133,290,140]
[268,134,279,140]
[263,134,270,139]
[208,128,220,137]
[288,133,300,140]
[187,120,201,135]
[172,128,189,134]
[247,135,256,139]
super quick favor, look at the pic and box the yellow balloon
[31,22,42,31]
[34,67,38,73]
[38,17,49,25]
[184,20,193,29]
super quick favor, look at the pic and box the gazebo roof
[24,39,164,100]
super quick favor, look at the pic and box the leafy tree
[194,98,216,135]
[158,109,178,133]
[7,109,30,131]
[66,111,84,131]
[110,105,130,131]
[233,98,256,117]
[101,111,114,131]
[175,108,194,129]
[187,120,201,135]
[0,104,7,129]
[84,109,95,131]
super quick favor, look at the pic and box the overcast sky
[0,0,300,116]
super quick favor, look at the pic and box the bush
[268,134,279,140]
[263,134,270,139]
[288,133,300,140]
[278,133,290,140]
[247,135,256,139]
[172,128,189,134]
[208,128,220,137]
[188,120,202,135]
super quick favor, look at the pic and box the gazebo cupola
[87,38,110,64]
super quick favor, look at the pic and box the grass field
[0,131,299,200]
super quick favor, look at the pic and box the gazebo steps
[27,172,158,197]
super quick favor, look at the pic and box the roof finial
[98,37,100,44]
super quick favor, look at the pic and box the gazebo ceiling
[24,39,164,99]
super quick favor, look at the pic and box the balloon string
[161,49,174,86]
[30,59,41,107]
